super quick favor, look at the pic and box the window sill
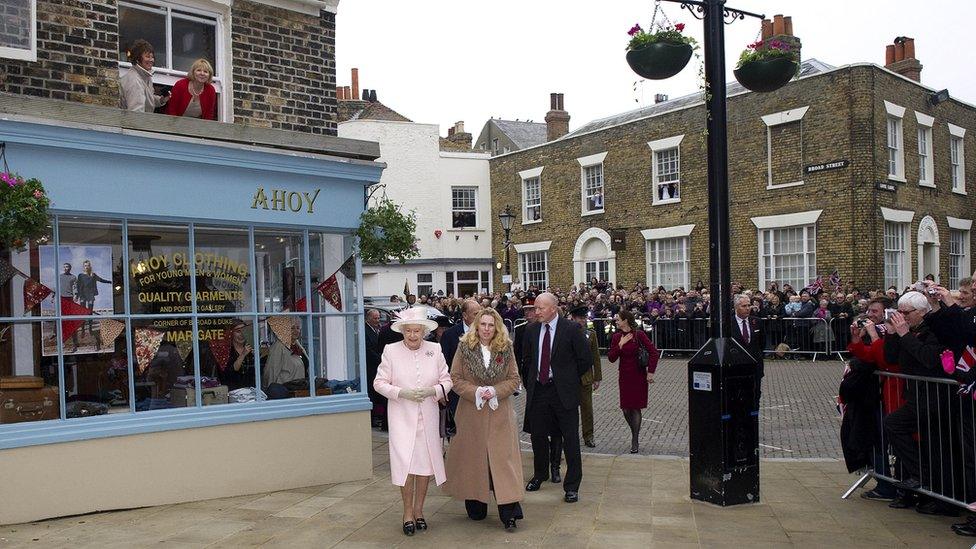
[447,227,485,232]
[953,188,968,196]
[887,175,907,183]
[581,209,604,217]
[522,219,542,226]
[653,198,681,206]
[766,180,805,190]
[918,181,937,188]
[0,393,371,450]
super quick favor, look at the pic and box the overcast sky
[336,1,972,137]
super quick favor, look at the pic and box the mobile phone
[884,308,897,321]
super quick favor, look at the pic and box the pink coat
[373,340,452,486]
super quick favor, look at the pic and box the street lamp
[497,205,516,291]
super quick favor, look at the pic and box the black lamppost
[498,205,516,292]
[655,0,764,507]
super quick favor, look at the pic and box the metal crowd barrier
[843,370,976,512]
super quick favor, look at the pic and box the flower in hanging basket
[733,39,801,93]
[356,196,420,265]
[0,172,51,252]
[626,22,697,51]
[735,39,799,69]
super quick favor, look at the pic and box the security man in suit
[521,292,592,503]
[439,298,482,435]
[570,305,602,448]
[732,294,764,408]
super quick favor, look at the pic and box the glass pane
[118,5,168,66]
[309,315,361,396]
[193,226,252,314]
[1,238,45,319]
[309,233,357,313]
[64,329,132,418]
[131,317,189,412]
[51,218,125,316]
[0,321,60,424]
[0,0,32,50]
[259,315,309,400]
[171,16,217,74]
[128,222,191,315]
[189,315,258,404]
[255,230,305,313]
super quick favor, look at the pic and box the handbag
[437,383,450,439]
[636,333,650,374]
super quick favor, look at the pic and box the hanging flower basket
[0,172,51,251]
[356,196,420,265]
[733,40,800,93]
[625,23,697,80]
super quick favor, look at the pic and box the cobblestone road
[515,356,845,459]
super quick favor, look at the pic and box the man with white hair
[731,294,764,407]
[521,292,592,503]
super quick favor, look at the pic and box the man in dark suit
[364,309,385,429]
[731,294,764,408]
[521,292,592,503]
[439,298,481,435]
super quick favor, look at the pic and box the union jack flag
[828,270,841,290]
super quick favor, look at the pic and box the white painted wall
[339,119,493,298]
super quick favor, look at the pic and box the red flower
[675,23,685,32]
[628,23,643,36]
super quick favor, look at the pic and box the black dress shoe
[888,493,917,509]
[551,465,562,484]
[526,478,543,491]
[892,477,921,491]
[415,517,427,531]
[564,491,579,503]
[955,523,976,537]
[504,518,518,532]
[402,521,416,536]
[916,500,960,517]
[952,516,976,529]
[584,439,596,448]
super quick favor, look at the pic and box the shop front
[0,101,383,524]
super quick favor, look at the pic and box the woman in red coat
[164,58,217,120]
[607,310,659,453]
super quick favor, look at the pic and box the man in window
[590,190,603,211]
[76,259,112,347]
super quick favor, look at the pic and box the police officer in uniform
[570,305,601,448]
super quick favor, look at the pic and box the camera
[855,318,868,329]
[911,281,939,296]
[884,308,897,321]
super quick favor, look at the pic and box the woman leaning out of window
[120,39,170,113]
[164,59,218,120]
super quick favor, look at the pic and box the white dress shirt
[537,315,558,380]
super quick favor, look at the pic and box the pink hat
[391,306,438,333]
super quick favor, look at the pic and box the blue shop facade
[0,106,384,524]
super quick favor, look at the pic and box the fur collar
[457,341,511,383]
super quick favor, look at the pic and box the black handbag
[636,334,650,373]
[437,383,450,439]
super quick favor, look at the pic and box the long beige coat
[443,340,524,505]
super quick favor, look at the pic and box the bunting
[317,254,356,312]
[60,298,92,342]
[0,258,18,288]
[98,318,125,348]
[134,328,165,375]
[23,279,52,312]
[209,332,232,371]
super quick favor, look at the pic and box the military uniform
[580,327,602,446]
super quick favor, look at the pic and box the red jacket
[848,337,906,414]
[163,78,217,120]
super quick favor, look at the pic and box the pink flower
[675,23,685,32]
[33,190,43,199]
[628,24,643,36]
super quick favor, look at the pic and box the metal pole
[504,228,511,293]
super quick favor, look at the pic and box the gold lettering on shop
[250,187,321,214]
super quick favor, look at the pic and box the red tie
[539,323,551,383]
[741,319,750,344]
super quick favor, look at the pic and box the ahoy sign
[250,187,321,213]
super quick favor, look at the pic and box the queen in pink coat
[373,307,452,537]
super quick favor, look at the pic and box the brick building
[0,0,340,133]
[490,45,976,294]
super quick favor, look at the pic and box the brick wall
[0,0,119,106]
[231,0,337,135]
[490,64,976,292]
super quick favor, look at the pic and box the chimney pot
[448,127,455,137]
[369,89,377,102]
[545,92,570,141]
[550,93,558,110]
[362,88,369,101]
[772,14,785,35]
[761,19,772,40]
[894,40,905,62]
[783,16,793,36]
[885,44,896,65]
[336,86,344,100]
[904,38,915,59]
[351,68,359,102]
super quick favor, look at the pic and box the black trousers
[884,398,920,481]
[529,382,582,492]
[465,500,524,524]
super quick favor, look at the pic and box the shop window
[254,229,306,313]
[128,222,190,315]
[0,321,62,424]
[0,0,35,61]
[118,0,225,119]
[451,187,477,229]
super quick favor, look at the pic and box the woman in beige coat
[444,308,524,531]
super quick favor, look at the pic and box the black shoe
[917,500,960,517]
[564,491,579,503]
[415,518,427,531]
[630,442,639,454]
[892,477,921,491]
[402,521,415,536]
[504,518,518,532]
[954,523,976,537]
[860,489,896,502]
[888,494,917,509]
[526,478,543,491]
[551,465,562,484]
[584,439,596,448]
[952,516,976,529]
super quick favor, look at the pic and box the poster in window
[39,245,115,356]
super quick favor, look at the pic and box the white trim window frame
[644,235,690,291]
[518,251,549,290]
[885,101,907,182]
[915,111,935,187]
[647,135,684,205]
[450,186,478,229]
[751,210,822,291]
[760,106,809,189]
[519,167,544,225]
[577,152,607,216]
[0,0,36,61]
[117,0,231,121]
[948,217,973,289]
[584,260,610,283]
[880,207,915,291]
[949,124,967,195]
[416,272,433,298]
